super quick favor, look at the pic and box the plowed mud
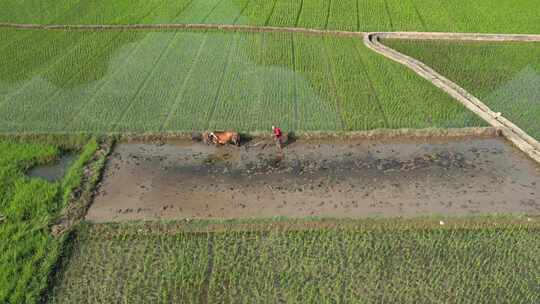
[86,137,540,222]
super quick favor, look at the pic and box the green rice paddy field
[47,220,540,303]
[0,28,483,133]
[0,137,98,303]
[1,0,539,34]
[2,1,540,303]
[384,40,540,141]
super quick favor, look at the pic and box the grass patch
[48,217,540,303]
[0,136,99,303]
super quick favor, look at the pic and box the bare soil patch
[86,137,540,222]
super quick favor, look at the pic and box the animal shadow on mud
[282,131,296,148]
[238,133,254,146]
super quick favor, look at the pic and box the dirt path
[369,32,540,42]
[0,22,363,37]
[2,22,539,41]
[86,137,540,222]
[363,33,540,164]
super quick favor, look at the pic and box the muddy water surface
[86,137,540,221]
[28,153,77,182]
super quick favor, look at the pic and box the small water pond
[27,153,78,182]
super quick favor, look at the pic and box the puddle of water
[27,153,78,182]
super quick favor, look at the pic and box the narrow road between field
[363,32,540,164]
[0,22,363,36]
[2,22,539,163]
[2,22,540,41]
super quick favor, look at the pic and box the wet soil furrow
[86,137,540,222]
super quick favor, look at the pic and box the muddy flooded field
[86,137,540,222]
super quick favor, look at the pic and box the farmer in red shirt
[272,125,283,149]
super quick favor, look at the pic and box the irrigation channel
[2,22,539,164]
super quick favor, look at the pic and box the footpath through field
[2,22,539,163]
[3,22,540,41]
[363,32,540,164]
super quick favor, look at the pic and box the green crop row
[48,221,540,303]
[0,137,97,303]
[0,29,484,133]
[1,0,539,33]
[383,39,540,141]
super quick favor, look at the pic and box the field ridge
[1,22,539,39]
[363,32,540,163]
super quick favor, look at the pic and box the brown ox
[202,131,240,146]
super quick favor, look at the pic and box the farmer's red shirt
[273,127,282,138]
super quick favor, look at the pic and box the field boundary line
[1,22,539,40]
[2,22,539,40]
[363,32,540,164]
[82,217,540,234]
[0,127,498,142]
[371,31,540,42]
[0,22,364,37]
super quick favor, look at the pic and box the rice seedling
[265,0,303,27]
[233,0,276,26]
[0,136,98,303]
[0,29,484,133]
[204,0,251,25]
[48,220,540,303]
[383,40,540,140]
[1,0,539,34]
[327,0,358,31]
[295,0,329,29]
